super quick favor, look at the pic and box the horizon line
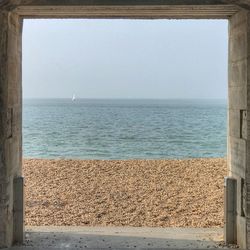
[23,96,227,100]
[23,97,227,100]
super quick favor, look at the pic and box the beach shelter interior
[1,0,250,249]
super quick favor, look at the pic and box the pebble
[23,158,226,228]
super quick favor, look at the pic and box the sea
[23,99,227,160]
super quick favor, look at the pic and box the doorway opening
[21,18,229,249]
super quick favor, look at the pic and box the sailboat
[72,94,76,102]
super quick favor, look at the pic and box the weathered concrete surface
[1,0,250,249]
[228,9,250,249]
[13,5,239,19]
[224,178,237,244]
[0,9,23,249]
[0,0,244,19]
[5,0,250,7]
[3,226,231,250]
[13,177,24,245]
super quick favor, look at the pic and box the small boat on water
[72,94,76,102]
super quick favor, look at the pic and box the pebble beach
[23,158,226,228]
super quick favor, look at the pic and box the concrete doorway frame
[1,0,250,248]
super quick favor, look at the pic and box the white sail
[72,94,76,101]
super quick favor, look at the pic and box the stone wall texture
[1,1,250,249]
[0,10,22,248]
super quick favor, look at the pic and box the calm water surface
[23,99,227,159]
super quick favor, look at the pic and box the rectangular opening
[22,18,229,249]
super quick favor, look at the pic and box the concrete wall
[228,10,250,249]
[0,10,22,248]
[1,1,250,249]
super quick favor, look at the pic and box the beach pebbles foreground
[23,158,226,227]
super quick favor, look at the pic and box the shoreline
[23,157,227,160]
[23,158,226,228]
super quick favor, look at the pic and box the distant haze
[23,19,228,99]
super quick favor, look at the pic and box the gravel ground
[23,158,226,228]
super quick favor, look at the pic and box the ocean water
[23,99,227,159]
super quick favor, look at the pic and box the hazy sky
[23,19,228,99]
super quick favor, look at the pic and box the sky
[22,19,228,99]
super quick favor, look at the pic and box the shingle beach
[23,158,226,228]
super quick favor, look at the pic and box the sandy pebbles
[23,158,226,227]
